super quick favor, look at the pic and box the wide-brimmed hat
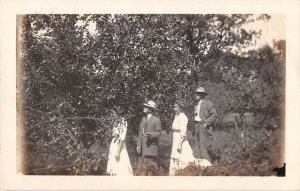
[196,87,208,94]
[143,100,158,110]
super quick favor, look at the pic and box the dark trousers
[194,122,212,162]
[138,154,159,170]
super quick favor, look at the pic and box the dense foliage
[18,14,284,175]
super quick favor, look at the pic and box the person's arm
[177,115,188,151]
[136,120,143,153]
[115,140,124,161]
[148,118,162,138]
[204,101,218,126]
[115,121,127,160]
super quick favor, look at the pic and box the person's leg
[198,125,212,162]
[139,157,155,175]
[208,125,214,136]
[169,158,179,176]
[145,156,159,169]
[193,123,201,158]
[137,154,144,171]
[153,156,159,169]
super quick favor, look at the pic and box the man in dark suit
[137,100,162,169]
[194,87,217,162]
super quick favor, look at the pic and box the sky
[87,14,285,50]
[244,15,286,48]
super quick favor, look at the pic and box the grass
[27,124,283,176]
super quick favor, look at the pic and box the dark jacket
[196,99,218,126]
[137,115,161,156]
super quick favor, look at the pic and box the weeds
[28,126,282,176]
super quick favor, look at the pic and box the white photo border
[0,0,299,190]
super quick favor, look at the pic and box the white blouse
[172,113,188,138]
[112,118,128,142]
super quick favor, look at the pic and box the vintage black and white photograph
[16,14,286,177]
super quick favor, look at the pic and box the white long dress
[169,113,212,176]
[106,118,133,176]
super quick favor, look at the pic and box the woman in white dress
[106,106,133,176]
[169,100,212,176]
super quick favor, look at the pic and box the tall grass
[28,125,282,176]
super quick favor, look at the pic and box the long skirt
[106,140,133,176]
[169,134,212,176]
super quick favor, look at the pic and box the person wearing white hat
[193,87,217,163]
[136,100,162,170]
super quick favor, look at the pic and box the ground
[29,124,282,176]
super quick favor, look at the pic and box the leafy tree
[217,41,285,127]
[18,14,283,174]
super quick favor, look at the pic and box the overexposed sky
[87,14,285,50]
[245,15,286,47]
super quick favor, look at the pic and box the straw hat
[196,87,208,94]
[143,100,158,110]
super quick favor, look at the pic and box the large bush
[176,127,281,176]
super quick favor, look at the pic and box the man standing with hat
[194,87,217,163]
[136,100,162,170]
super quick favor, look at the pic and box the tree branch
[25,80,55,100]
[26,116,113,131]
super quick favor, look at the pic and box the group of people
[106,87,218,176]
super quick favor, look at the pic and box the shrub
[176,127,281,176]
